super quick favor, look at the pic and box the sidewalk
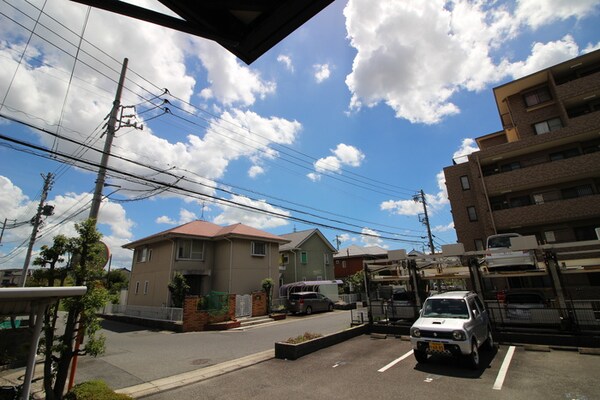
[0,363,45,400]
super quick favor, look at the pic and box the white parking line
[378,350,414,372]
[493,345,516,390]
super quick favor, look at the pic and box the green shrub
[284,332,323,344]
[64,380,132,400]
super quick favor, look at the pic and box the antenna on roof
[293,225,297,233]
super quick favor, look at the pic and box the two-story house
[333,245,388,278]
[278,229,337,285]
[123,220,289,308]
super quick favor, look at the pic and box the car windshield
[422,298,469,319]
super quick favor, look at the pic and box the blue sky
[1,0,599,270]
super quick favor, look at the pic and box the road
[143,334,600,400]
[76,310,353,389]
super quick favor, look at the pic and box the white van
[485,233,537,271]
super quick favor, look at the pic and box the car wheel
[414,349,428,363]
[484,327,495,351]
[328,303,334,312]
[305,306,312,315]
[467,340,480,370]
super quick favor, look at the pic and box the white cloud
[504,36,580,79]
[314,63,331,83]
[212,195,290,229]
[514,0,600,29]
[0,176,133,268]
[277,54,294,72]
[248,165,264,178]
[380,171,448,216]
[343,0,600,125]
[312,144,365,176]
[433,222,454,233]
[337,233,352,243]
[156,216,176,225]
[583,42,600,53]
[193,40,276,106]
[452,138,479,164]
[307,172,321,182]
[361,227,385,247]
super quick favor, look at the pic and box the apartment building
[444,50,600,251]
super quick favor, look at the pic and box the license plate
[429,342,444,352]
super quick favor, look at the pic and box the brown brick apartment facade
[444,50,600,251]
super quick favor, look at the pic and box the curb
[115,349,274,398]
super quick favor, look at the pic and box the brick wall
[182,294,238,332]
[252,291,267,316]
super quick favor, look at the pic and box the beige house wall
[127,240,174,307]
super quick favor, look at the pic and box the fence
[103,304,183,322]
[339,293,363,304]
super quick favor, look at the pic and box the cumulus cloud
[452,138,479,164]
[505,36,580,79]
[380,169,449,217]
[314,63,331,83]
[361,227,386,247]
[0,176,133,268]
[309,143,365,180]
[433,222,454,233]
[156,215,176,225]
[248,165,264,178]
[277,54,294,72]
[212,195,290,229]
[343,0,600,124]
[193,40,276,106]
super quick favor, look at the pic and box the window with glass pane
[467,206,477,222]
[460,175,470,190]
[300,251,308,264]
[177,239,204,259]
[252,241,266,256]
[524,87,551,107]
[534,117,562,135]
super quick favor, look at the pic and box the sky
[1,0,599,272]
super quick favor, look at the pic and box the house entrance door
[235,294,252,318]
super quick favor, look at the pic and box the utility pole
[88,58,128,225]
[20,172,54,286]
[414,189,435,255]
[334,235,341,251]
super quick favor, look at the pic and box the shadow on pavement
[100,319,151,333]
[412,347,498,378]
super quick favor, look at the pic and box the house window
[460,175,470,190]
[136,247,151,263]
[300,251,308,264]
[467,206,478,222]
[251,241,266,256]
[177,239,204,260]
[324,253,330,265]
[342,260,347,268]
[281,254,289,264]
[143,281,149,295]
[135,281,140,294]
[523,87,551,107]
[534,118,562,135]
[474,239,484,251]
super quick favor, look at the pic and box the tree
[261,278,274,314]
[105,269,129,304]
[168,272,190,308]
[34,219,109,400]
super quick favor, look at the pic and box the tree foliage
[34,219,109,400]
[168,272,190,308]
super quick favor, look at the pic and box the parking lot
[145,334,598,400]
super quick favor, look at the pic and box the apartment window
[549,148,580,161]
[143,281,149,295]
[509,195,531,208]
[500,161,521,172]
[562,184,594,200]
[544,231,556,243]
[467,206,478,222]
[134,281,140,294]
[460,175,470,190]
[300,251,308,264]
[177,239,204,260]
[474,239,484,251]
[251,241,266,256]
[136,247,151,263]
[575,226,598,241]
[324,253,330,265]
[534,118,562,135]
[523,87,552,107]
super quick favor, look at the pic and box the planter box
[269,313,287,321]
[275,324,369,360]
[205,320,241,331]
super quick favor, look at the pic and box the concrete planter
[274,324,369,360]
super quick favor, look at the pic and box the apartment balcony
[483,151,600,195]
[492,194,600,231]
[554,70,600,100]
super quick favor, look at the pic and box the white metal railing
[102,304,182,321]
